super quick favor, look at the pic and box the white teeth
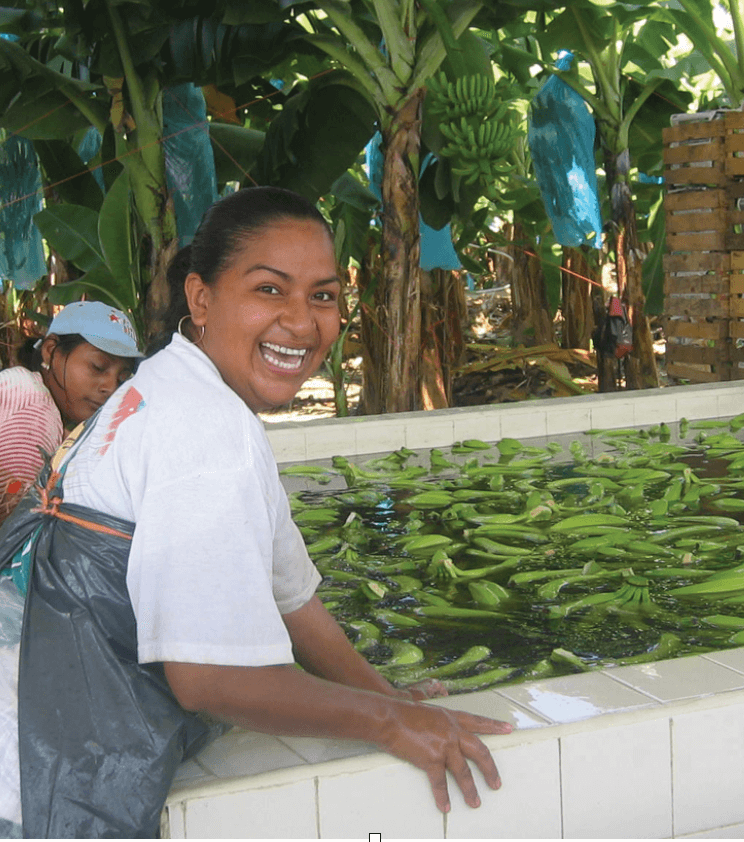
[261,342,307,371]
[262,342,307,356]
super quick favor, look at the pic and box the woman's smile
[259,342,309,371]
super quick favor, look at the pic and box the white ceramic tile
[589,399,635,430]
[318,760,444,838]
[276,734,377,764]
[679,820,744,838]
[605,655,744,702]
[445,739,561,839]
[499,407,549,440]
[675,391,717,423]
[672,703,744,835]
[405,416,457,449]
[193,729,306,778]
[352,418,408,455]
[452,409,502,443]
[172,758,212,785]
[633,393,680,426]
[162,802,186,839]
[702,646,744,674]
[304,420,358,461]
[427,689,551,730]
[561,717,672,839]
[498,670,657,724]
[266,426,307,462]
[713,386,744,420]
[546,401,592,436]
[184,778,317,838]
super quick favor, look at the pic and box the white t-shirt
[60,334,320,667]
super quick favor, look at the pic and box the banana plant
[660,0,744,108]
[0,0,372,340]
[501,1,693,390]
[33,169,146,339]
[300,0,483,414]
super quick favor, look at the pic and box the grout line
[557,737,565,839]
[669,718,676,839]
[314,776,321,839]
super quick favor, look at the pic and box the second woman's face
[187,219,342,413]
[42,340,134,427]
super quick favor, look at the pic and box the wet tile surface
[194,729,306,778]
[701,646,744,674]
[428,689,551,730]
[498,670,657,723]
[604,654,744,702]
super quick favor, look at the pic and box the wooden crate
[663,110,744,188]
[662,111,744,382]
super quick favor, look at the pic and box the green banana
[397,534,453,556]
[441,665,519,693]
[405,490,456,508]
[549,648,592,672]
[470,536,526,556]
[385,639,425,666]
[347,620,381,652]
[701,614,744,629]
[671,574,744,598]
[610,633,682,665]
[468,580,512,608]
[550,514,628,533]
[370,609,422,628]
[414,605,503,620]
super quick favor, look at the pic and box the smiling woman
[0,187,511,838]
[182,216,341,412]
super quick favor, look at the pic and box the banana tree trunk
[561,246,596,350]
[106,1,178,341]
[510,224,555,346]
[361,90,425,414]
[420,268,466,409]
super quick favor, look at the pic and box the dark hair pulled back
[17,333,88,371]
[149,187,331,355]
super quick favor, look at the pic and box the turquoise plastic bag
[528,51,602,249]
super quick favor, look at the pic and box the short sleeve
[127,458,319,668]
[0,372,62,525]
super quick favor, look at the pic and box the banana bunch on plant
[426,70,521,188]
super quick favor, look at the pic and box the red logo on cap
[109,312,121,323]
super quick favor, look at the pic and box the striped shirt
[0,368,62,525]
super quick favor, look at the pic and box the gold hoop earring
[177,315,205,344]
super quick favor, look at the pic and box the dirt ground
[259,288,670,425]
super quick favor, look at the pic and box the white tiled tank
[163,382,744,839]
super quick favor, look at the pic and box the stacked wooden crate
[663,110,744,382]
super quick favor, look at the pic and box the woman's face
[186,218,341,413]
[41,339,134,426]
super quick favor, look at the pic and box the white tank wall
[163,382,744,839]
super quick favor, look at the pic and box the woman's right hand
[375,699,512,813]
[165,659,512,814]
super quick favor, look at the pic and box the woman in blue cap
[0,301,142,525]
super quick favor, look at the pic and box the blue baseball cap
[45,301,143,358]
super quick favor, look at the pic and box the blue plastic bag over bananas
[528,51,602,250]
